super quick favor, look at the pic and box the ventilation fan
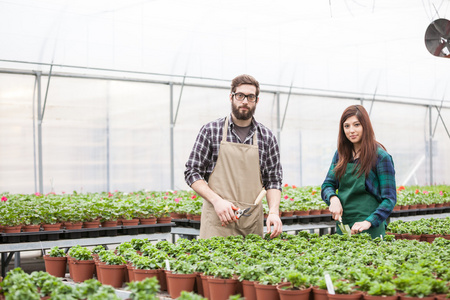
[424,18,450,57]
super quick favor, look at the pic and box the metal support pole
[276,92,281,145]
[170,83,174,190]
[106,83,110,192]
[429,106,433,185]
[36,72,44,194]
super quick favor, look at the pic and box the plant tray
[280,216,296,225]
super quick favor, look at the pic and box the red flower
[174,198,181,203]
[35,192,42,196]
[108,192,113,197]
[164,196,168,200]
[423,191,429,195]
[440,191,444,196]
[292,185,297,189]
[284,195,289,199]
[290,198,294,201]
[1,196,7,202]
[312,191,317,195]
[398,186,405,191]
[191,195,197,199]
[284,184,289,187]
[415,189,419,194]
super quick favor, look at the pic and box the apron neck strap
[222,116,258,145]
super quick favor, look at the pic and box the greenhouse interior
[0,1,450,299]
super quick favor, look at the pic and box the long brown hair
[334,105,385,180]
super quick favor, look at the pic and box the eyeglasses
[231,92,257,103]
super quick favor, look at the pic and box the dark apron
[336,163,385,239]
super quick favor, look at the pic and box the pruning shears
[232,206,252,219]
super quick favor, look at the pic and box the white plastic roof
[1,0,450,104]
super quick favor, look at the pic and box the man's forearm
[191,180,222,206]
[266,189,281,214]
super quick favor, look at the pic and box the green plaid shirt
[321,147,397,228]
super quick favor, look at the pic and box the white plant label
[324,273,335,295]
[165,259,170,271]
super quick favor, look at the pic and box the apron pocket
[232,200,263,233]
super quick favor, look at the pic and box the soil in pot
[276,282,312,300]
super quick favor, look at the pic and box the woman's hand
[351,221,372,234]
[329,196,343,220]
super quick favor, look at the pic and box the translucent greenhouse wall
[0,71,449,194]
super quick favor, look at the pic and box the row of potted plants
[43,232,450,300]
[387,217,450,241]
[0,185,448,228]
[0,266,169,300]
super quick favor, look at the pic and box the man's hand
[266,213,282,238]
[329,196,343,221]
[351,221,371,235]
[213,199,237,226]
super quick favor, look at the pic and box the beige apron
[199,116,264,239]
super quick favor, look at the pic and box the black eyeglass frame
[231,92,258,103]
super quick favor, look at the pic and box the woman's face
[343,115,363,146]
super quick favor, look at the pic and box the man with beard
[184,74,283,239]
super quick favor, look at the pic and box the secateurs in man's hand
[232,206,251,219]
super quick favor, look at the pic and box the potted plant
[254,274,282,300]
[68,246,95,283]
[166,260,197,299]
[276,271,313,300]
[177,291,208,300]
[97,252,127,288]
[208,266,239,300]
[44,246,67,277]
[131,255,161,282]
[237,264,266,300]
[0,268,40,299]
[328,279,362,300]
[125,276,160,300]
[30,270,63,299]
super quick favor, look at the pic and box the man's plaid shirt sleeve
[184,125,212,186]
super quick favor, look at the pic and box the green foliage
[48,246,66,257]
[69,246,92,261]
[367,281,396,296]
[283,271,312,290]
[125,276,160,300]
[333,280,356,295]
[176,291,207,300]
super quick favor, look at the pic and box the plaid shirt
[185,115,283,191]
[321,147,396,227]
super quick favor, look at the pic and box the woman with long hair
[321,105,396,238]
